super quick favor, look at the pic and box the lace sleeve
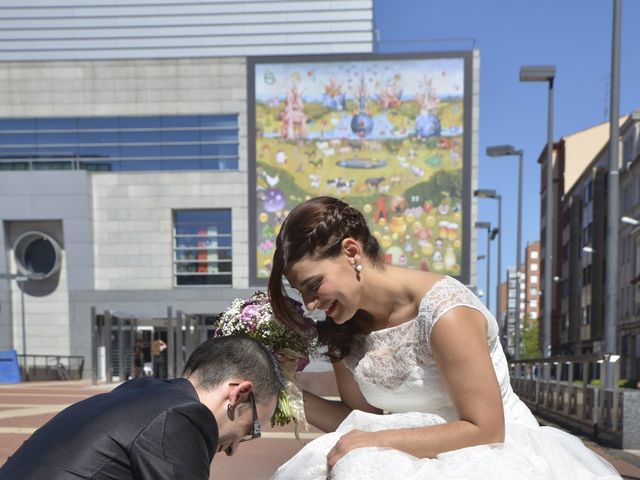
[420,276,490,342]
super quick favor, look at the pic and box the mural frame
[248,51,474,287]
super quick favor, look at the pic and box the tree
[520,317,541,359]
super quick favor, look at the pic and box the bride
[267,196,622,480]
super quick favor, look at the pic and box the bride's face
[286,255,360,325]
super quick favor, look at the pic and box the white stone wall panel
[0,1,373,61]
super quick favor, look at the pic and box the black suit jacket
[0,377,218,479]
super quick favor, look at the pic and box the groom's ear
[228,381,253,409]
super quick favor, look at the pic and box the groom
[0,336,283,480]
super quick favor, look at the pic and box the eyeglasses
[229,383,261,442]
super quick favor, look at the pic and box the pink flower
[240,303,261,331]
[296,356,310,372]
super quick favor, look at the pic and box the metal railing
[509,354,629,446]
[17,354,85,381]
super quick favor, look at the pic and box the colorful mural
[251,55,469,281]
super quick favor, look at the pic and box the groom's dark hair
[182,335,284,405]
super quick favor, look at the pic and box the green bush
[619,378,637,389]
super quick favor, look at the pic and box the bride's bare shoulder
[406,270,447,298]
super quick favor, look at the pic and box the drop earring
[355,263,362,273]
[227,403,235,420]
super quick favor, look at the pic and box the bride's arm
[327,307,504,467]
[303,361,382,432]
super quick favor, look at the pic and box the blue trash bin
[0,349,21,384]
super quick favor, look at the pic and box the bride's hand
[326,429,380,470]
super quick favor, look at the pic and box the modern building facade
[618,112,640,385]
[524,241,541,322]
[547,112,640,385]
[540,120,622,356]
[0,0,376,374]
[0,1,480,379]
[501,266,524,358]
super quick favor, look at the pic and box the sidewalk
[0,376,328,479]
[1,375,639,479]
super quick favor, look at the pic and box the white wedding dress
[272,276,622,479]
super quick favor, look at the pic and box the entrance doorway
[90,308,214,384]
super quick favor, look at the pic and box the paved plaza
[1,378,640,479]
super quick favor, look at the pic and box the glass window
[162,159,200,170]
[201,115,237,128]
[162,129,199,142]
[162,116,200,128]
[162,144,199,157]
[119,116,161,129]
[78,130,119,145]
[0,145,37,157]
[0,115,239,172]
[119,130,161,144]
[36,118,77,130]
[201,158,238,170]
[78,145,119,158]
[0,132,37,145]
[79,117,119,129]
[119,159,163,171]
[120,144,163,158]
[0,118,36,130]
[174,209,232,286]
[37,132,78,146]
[201,143,239,157]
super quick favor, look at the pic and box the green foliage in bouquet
[213,291,315,429]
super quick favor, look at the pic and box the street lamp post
[0,273,29,359]
[476,255,486,298]
[520,65,556,359]
[487,145,524,359]
[475,189,503,342]
[604,0,622,390]
[476,221,492,311]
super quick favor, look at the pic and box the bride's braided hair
[268,196,383,360]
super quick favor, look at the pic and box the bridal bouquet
[214,291,316,432]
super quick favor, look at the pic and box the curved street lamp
[474,188,503,343]
[487,145,524,359]
[520,65,556,359]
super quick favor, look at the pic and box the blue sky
[374,0,640,310]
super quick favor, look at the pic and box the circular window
[13,231,62,279]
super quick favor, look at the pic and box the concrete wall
[0,57,252,361]
[92,171,249,290]
[563,118,628,196]
[0,290,11,351]
[0,171,93,356]
[0,57,249,120]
